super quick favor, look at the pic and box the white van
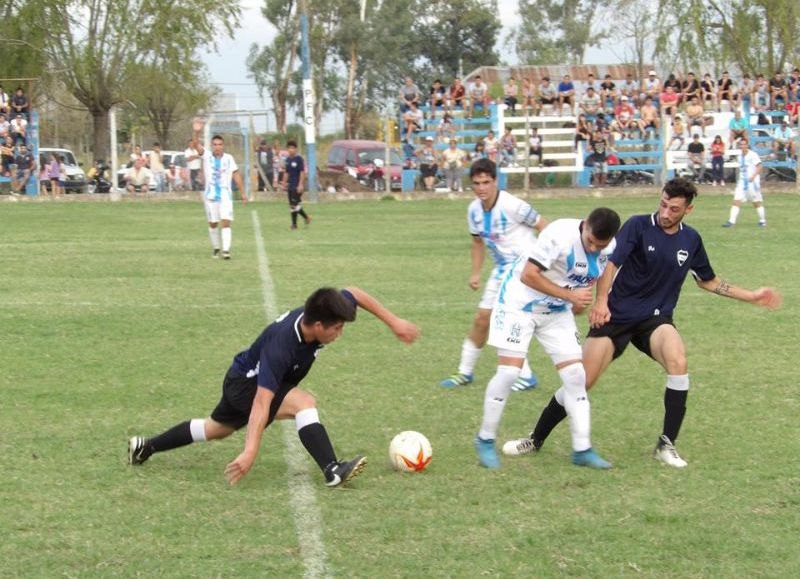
[39,147,88,193]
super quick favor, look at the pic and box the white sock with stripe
[478,365,520,440]
[559,363,591,452]
[458,338,482,376]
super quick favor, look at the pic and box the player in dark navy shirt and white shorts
[129,287,420,487]
[523,178,782,468]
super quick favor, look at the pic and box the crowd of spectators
[0,85,35,194]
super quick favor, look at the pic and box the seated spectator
[718,71,737,109]
[436,113,456,143]
[600,74,617,112]
[700,73,717,110]
[769,71,788,109]
[467,75,490,119]
[789,68,800,102]
[620,73,639,104]
[128,144,144,166]
[685,97,711,137]
[660,85,679,116]
[638,96,660,135]
[687,133,706,182]
[786,100,800,127]
[586,129,609,187]
[470,141,487,163]
[429,79,446,116]
[0,85,8,115]
[753,74,770,112]
[402,101,424,141]
[0,114,9,140]
[772,121,795,159]
[125,158,152,195]
[611,106,637,139]
[483,129,499,162]
[557,74,575,114]
[11,143,35,195]
[521,77,536,112]
[584,72,599,94]
[728,109,748,148]
[399,77,421,112]
[9,113,26,145]
[10,87,29,119]
[499,126,517,166]
[538,77,558,113]
[0,136,15,176]
[642,70,661,107]
[528,128,543,166]
[664,73,681,95]
[166,163,185,192]
[440,138,467,191]
[710,135,726,186]
[669,115,686,149]
[739,73,754,109]
[416,136,439,191]
[580,86,601,118]
[503,77,519,112]
[448,78,466,110]
[574,113,592,149]
[681,72,701,105]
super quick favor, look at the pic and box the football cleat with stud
[212,249,221,259]
[474,436,500,469]
[511,374,539,392]
[722,221,734,228]
[324,455,367,487]
[439,373,473,388]
[572,447,612,469]
[128,436,154,465]
[221,251,231,260]
[653,435,688,468]
[502,435,540,456]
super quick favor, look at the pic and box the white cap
[425,136,434,141]
[621,95,628,101]
[649,70,657,76]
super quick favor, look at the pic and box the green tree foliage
[514,0,610,64]
[0,1,47,82]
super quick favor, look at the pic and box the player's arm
[588,260,619,327]
[520,260,593,309]
[298,164,306,193]
[751,162,762,181]
[191,117,205,156]
[343,286,421,344]
[469,235,485,290]
[695,276,782,309]
[233,169,247,203]
[224,385,275,486]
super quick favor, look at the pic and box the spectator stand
[665,111,741,182]
[1,76,39,195]
[745,106,798,179]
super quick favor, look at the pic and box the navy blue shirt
[608,214,715,323]
[229,290,356,392]
[284,154,305,191]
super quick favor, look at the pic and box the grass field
[2,192,799,578]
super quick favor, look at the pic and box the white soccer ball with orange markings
[389,431,433,473]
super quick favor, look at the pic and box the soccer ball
[389,431,432,472]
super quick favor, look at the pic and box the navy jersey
[229,290,356,392]
[608,214,715,323]
[285,154,305,190]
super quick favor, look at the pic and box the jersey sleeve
[688,236,716,282]
[298,157,306,172]
[229,155,238,172]
[511,196,540,228]
[467,204,481,236]
[526,225,560,270]
[608,216,642,267]
[257,340,292,392]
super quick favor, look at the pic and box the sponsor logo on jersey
[676,249,688,266]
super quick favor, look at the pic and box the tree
[514,0,610,64]
[606,0,659,80]
[0,1,47,82]
[15,0,240,161]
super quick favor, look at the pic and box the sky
[202,0,609,134]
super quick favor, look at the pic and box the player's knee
[291,390,317,411]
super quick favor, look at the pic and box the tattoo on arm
[714,279,731,296]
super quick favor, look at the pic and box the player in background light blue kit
[440,158,548,392]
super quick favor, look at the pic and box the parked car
[39,147,88,193]
[326,140,402,190]
[116,150,186,189]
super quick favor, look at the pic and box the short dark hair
[287,139,298,148]
[212,134,224,143]
[469,157,497,180]
[663,177,698,205]
[585,207,621,241]
[304,288,357,327]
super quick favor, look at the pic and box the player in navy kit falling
[129,287,420,487]
[512,178,782,467]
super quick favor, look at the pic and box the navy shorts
[210,370,292,429]
[587,315,674,360]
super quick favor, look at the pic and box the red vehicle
[326,140,403,190]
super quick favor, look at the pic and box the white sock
[221,227,232,251]
[478,365,520,440]
[554,386,565,406]
[295,408,320,431]
[728,205,740,224]
[756,206,766,223]
[559,364,591,452]
[458,338,482,376]
[209,227,221,250]
[520,358,533,380]
[190,418,207,442]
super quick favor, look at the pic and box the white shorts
[478,273,503,310]
[204,197,234,223]
[734,180,762,203]
[488,306,582,365]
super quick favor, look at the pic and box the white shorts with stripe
[204,197,234,223]
[478,270,505,310]
[488,305,582,365]
[734,179,763,203]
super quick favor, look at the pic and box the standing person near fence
[710,135,725,186]
[191,117,246,260]
[184,138,202,191]
[281,140,311,230]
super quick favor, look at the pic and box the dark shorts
[420,163,438,178]
[587,315,674,360]
[210,370,292,430]
[540,97,556,105]
[288,190,302,206]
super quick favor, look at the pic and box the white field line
[251,210,331,579]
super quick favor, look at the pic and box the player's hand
[568,287,594,309]
[192,117,205,133]
[392,319,421,344]
[752,287,782,310]
[240,193,248,204]
[468,274,481,290]
[589,301,612,328]
[297,185,304,194]
[224,451,256,486]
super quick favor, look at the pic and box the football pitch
[2,192,798,577]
